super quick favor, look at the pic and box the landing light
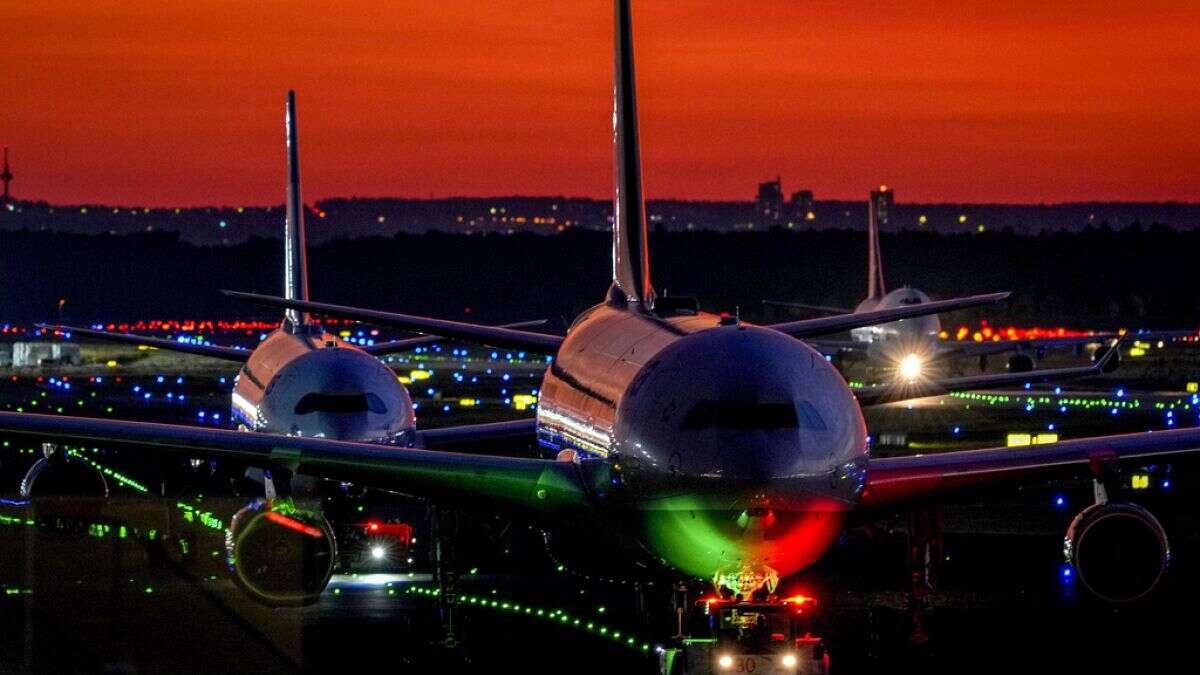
[782,653,798,668]
[371,545,387,561]
[718,654,733,669]
[899,353,922,381]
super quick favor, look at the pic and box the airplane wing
[361,319,549,357]
[223,291,564,353]
[767,292,1010,339]
[762,299,851,315]
[861,426,1200,511]
[853,341,1120,406]
[39,324,250,362]
[803,339,863,355]
[0,412,584,511]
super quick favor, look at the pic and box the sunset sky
[3,1,1198,206]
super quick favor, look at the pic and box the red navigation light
[782,594,814,606]
[265,511,325,538]
[366,521,381,533]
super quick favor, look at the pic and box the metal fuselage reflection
[231,329,414,444]
[537,304,868,581]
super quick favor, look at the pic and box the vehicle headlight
[782,653,798,668]
[718,654,734,669]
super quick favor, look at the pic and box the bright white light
[370,545,386,561]
[718,655,733,669]
[782,653,798,668]
[899,353,923,381]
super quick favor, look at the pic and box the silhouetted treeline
[1,225,1197,330]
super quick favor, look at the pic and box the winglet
[607,0,655,311]
[284,90,311,329]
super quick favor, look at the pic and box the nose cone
[262,348,413,443]
[616,325,866,483]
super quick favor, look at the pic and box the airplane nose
[716,436,791,482]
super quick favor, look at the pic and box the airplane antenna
[607,0,655,311]
[284,91,311,329]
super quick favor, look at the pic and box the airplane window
[680,401,799,430]
[294,392,387,415]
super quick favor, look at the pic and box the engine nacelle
[1006,353,1035,373]
[20,450,109,499]
[227,500,337,606]
[1064,502,1168,602]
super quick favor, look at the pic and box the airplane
[39,91,542,447]
[0,0,1188,618]
[764,187,1120,380]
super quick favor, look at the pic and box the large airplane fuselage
[851,288,942,363]
[537,303,867,585]
[232,329,414,444]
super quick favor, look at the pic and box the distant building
[755,178,784,227]
[11,342,81,367]
[869,185,893,228]
[790,190,815,223]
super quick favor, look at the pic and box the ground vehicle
[661,598,828,674]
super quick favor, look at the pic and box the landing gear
[430,505,461,652]
[904,505,943,654]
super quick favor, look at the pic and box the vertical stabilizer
[284,91,311,328]
[608,0,655,311]
[867,187,888,299]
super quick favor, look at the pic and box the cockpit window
[294,392,387,415]
[680,400,828,431]
[899,296,923,305]
[680,401,798,430]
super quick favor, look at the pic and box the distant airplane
[42,92,541,445]
[765,188,1118,379]
[0,0,1184,617]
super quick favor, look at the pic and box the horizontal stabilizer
[362,319,548,357]
[223,291,564,353]
[415,418,537,450]
[0,411,583,512]
[767,292,1009,339]
[854,339,1120,407]
[39,324,250,362]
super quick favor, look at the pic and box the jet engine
[227,500,337,606]
[1064,502,1168,602]
[20,444,109,498]
[1006,353,1035,373]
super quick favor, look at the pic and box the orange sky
[2,1,1198,206]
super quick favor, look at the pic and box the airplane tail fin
[284,90,311,329]
[607,0,655,311]
[867,188,887,299]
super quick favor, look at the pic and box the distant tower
[755,177,783,227]
[867,186,893,299]
[1,147,12,204]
